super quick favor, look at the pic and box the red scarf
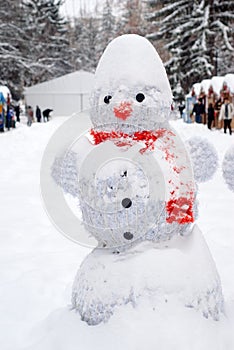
[89,128,174,154]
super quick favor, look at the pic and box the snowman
[42,34,225,327]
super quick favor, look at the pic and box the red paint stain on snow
[166,195,194,224]
[113,101,133,120]
[173,165,186,174]
[89,128,173,154]
[89,129,120,144]
[157,134,175,162]
[164,147,174,162]
[132,129,169,154]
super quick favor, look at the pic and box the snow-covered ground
[0,116,234,350]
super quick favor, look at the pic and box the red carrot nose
[113,101,133,120]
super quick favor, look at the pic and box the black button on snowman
[41,34,231,327]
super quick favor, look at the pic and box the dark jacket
[36,106,41,119]
[208,106,214,120]
[192,102,205,116]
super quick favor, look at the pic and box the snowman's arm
[222,144,234,192]
[186,136,218,182]
[51,150,80,198]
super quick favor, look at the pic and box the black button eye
[136,93,145,103]
[104,95,112,104]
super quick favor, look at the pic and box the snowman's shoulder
[51,133,94,196]
[222,144,234,192]
[186,136,218,182]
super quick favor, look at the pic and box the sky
[60,0,100,18]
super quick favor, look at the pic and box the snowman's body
[72,224,223,326]
[69,126,223,326]
[51,34,224,326]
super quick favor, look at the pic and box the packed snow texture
[1,117,234,350]
[52,150,80,198]
[72,225,223,326]
[222,144,234,192]
[93,34,172,101]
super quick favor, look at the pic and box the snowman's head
[90,34,173,132]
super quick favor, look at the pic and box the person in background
[0,113,4,132]
[15,103,20,122]
[215,98,222,112]
[6,109,12,131]
[43,108,53,122]
[36,105,42,122]
[207,103,214,130]
[220,81,230,101]
[9,108,16,128]
[178,101,185,118]
[6,93,10,114]
[27,106,34,127]
[219,97,234,135]
[0,92,5,132]
[192,98,205,123]
[214,98,222,128]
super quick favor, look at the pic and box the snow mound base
[22,300,231,350]
[72,225,223,326]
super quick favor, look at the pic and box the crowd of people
[190,98,234,135]
[26,106,53,126]
[0,92,18,132]
[180,82,234,136]
[0,91,53,132]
